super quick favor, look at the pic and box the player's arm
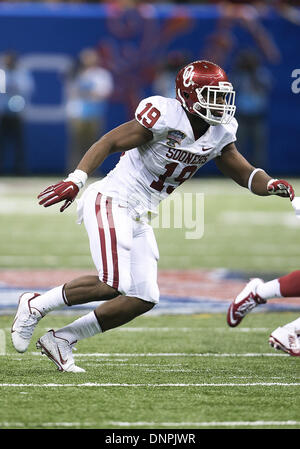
[38,120,153,211]
[215,142,294,199]
[77,119,153,175]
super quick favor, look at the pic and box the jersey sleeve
[216,117,238,156]
[135,96,168,140]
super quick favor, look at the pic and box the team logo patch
[166,130,186,147]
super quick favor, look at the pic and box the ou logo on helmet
[183,65,195,88]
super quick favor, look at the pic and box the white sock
[256,279,282,300]
[55,311,102,343]
[30,285,67,316]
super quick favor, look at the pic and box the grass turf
[0,312,299,430]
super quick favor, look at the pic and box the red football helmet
[175,60,236,126]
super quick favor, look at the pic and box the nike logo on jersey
[202,147,213,152]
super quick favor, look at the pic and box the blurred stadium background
[0,0,300,176]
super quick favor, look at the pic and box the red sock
[278,270,300,297]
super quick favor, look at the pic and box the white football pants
[78,187,160,304]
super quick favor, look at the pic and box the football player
[11,60,295,372]
[227,270,300,356]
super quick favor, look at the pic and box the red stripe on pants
[106,197,119,290]
[95,193,108,284]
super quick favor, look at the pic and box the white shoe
[11,292,43,353]
[36,329,86,373]
[269,326,300,356]
[227,278,266,327]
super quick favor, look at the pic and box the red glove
[38,170,87,212]
[267,179,295,201]
[38,181,79,212]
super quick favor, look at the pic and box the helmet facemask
[193,82,236,126]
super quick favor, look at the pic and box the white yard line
[15,351,287,358]
[0,422,92,428]
[0,382,299,388]
[109,420,300,427]
[0,420,299,428]
[1,351,286,358]
[0,255,92,265]
[0,350,288,358]
[220,211,300,228]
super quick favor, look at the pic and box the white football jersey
[89,95,238,220]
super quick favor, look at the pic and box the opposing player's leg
[227,278,266,327]
[227,270,300,327]
[277,270,300,298]
[269,317,300,356]
[268,272,300,355]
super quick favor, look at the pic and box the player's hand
[38,169,88,213]
[267,179,295,201]
[38,181,79,212]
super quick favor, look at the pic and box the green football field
[0,312,299,430]
[0,176,299,430]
